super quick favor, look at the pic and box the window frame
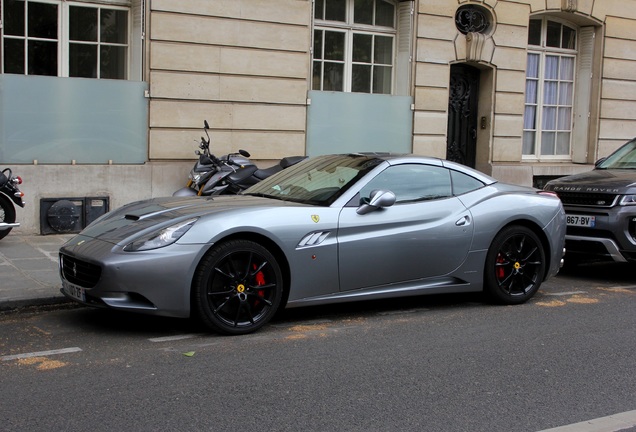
[1,0,133,80]
[312,0,398,94]
[523,16,578,162]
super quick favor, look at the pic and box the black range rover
[544,138,636,264]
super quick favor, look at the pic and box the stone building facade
[1,0,636,233]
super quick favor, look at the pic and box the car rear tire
[484,225,545,304]
[193,239,283,335]
[0,194,16,241]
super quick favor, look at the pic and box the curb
[0,295,72,313]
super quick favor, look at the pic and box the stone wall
[147,0,311,161]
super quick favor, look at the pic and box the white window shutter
[395,1,413,96]
[129,0,144,81]
[571,26,594,163]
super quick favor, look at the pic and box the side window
[360,164,452,203]
[450,170,485,195]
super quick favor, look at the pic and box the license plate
[566,215,596,227]
[63,280,86,302]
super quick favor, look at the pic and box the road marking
[544,291,587,296]
[148,334,204,343]
[1,347,82,361]
[537,410,636,431]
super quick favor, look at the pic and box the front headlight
[124,218,198,251]
[190,170,212,184]
[620,195,636,206]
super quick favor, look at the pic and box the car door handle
[455,215,470,226]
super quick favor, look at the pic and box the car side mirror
[357,190,396,215]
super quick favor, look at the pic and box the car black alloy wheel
[194,239,283,335]
[484,225,545,304]
[0,194,16,241]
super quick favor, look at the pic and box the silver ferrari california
[59,154,566,335]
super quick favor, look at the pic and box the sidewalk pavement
[0,234,74,311]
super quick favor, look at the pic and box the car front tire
[193,239,283,335]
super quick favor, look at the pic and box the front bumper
[59,235,210,318]
[563,205,636,262]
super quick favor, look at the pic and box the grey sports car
[59,154,566,335]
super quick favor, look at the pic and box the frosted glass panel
[0,74,148,164]
[306,91,412,156]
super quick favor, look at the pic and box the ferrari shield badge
[311,215,320,223]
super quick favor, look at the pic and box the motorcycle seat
[253,156,306,180]
[280,156,307,168]
[253,165,282,180]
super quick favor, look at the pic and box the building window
[312,0,397,94]
[2,0,130,79]
[523,18,577,160]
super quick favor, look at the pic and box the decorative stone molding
[561,0,577,12]
[455,4,491,35]
[466,32,487,62]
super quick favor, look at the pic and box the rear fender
[0,188,25,207]
[173,187,198,197]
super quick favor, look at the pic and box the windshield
[597,139,636,169]
[244,154,384,205]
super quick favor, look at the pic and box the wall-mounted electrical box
[40,197,109,235]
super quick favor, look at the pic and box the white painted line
[537,409,636,432]
[544,291,587,296]
[1,347,82,361]
[148,334,204,343]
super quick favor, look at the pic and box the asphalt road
[1,263,635,432]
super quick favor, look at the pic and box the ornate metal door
[446,64,480,168]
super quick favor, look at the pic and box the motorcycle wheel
[0,194,16,240]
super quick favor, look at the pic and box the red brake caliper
[254,265,266,302]
[496,254,505,280]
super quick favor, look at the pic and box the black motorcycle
[0,168,25,240]
[174,120,305,197]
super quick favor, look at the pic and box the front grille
[566,227,615,239]
[60,253,101,288]
[621,251,636,261]
[555,192,618,207]
[566,239,610,254]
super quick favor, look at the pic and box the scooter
[174,120,305,197]
[0,168,25,240]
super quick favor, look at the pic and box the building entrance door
[446,64,480,168]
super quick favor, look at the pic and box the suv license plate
[566,215,596,227]
[63,280,86,302]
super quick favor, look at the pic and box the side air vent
[297,231,331,248]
